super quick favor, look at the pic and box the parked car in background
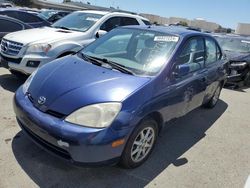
[0,10,150,77]
[214,34,250,86]
[38,10,71,23]
[14,26,227,168]
[0,9,50,28]
[0,15,32,41]
[0,3,13,8]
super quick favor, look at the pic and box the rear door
[203,37,224,102]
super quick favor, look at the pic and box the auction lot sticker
[154,36,179,42]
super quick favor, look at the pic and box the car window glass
[177,37,205,73]
[121,17,139,26]
[0,19,22,32]
[205,38,217,65]
[216,45,222,60]
[94,33,132,54]
[100,17,121,32]
[142,20,151,25]
[17,12,42,23]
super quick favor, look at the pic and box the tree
[12,0,33,7]
[178,21,188,27]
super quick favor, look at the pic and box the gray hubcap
[131,127,155,163]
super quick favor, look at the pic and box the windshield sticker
[86,17,99,22]
[241,40,250,44]
[154,36,179,42]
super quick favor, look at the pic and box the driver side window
[177,37,205,73]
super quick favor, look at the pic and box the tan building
[189,19,220,32]
[236,23,250,35]
[140,13,220,32]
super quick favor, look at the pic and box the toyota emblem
[38,96,46,105]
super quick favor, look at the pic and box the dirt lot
[0,66,249,188]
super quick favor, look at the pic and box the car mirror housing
[173,64,190,77]
[96,30,107,38]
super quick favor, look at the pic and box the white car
[0,10,150,76]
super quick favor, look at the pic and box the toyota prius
[14,26,227,168]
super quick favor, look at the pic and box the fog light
[26,61,40,67]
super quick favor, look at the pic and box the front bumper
[13,87,131,165]
[227,62,249,83]
[1,53,54,75]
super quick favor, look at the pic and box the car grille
[0,54,22,64]
[1,39,23,56]
[18,118,71,160]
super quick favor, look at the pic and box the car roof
[122,25,210,37]
[213,33,250,40]
[75,10,149,21]
[0,14,32,27]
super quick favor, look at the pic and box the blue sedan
[14,26,227,168]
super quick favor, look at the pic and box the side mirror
[96,30,107,38]
[173,64,190,77]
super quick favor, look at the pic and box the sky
[50,0,250,29]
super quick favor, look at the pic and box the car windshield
[52,12,103,32]
[81,28,179,76]
[216,37,250,53]
[38,10,57,19]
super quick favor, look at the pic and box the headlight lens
[65,103,122,128]
[22,69,38,94]
[26,43,52,54]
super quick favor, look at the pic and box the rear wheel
[244,70,250,86]
[119,118,158,169]
[204,84,222,108]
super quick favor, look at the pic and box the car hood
[3,27,84,45]
[225,51,250,62]
[27,55,151,115]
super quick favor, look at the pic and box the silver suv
[0,10,150,76]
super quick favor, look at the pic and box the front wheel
[204,84,222,108]
[119,118,158,169]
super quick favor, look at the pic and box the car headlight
[22,70,38,94]
[26,43,52,54]
[65,103,122,128]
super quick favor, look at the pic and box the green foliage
[12,0,33,7]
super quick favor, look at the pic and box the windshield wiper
[79,53,134,75]
[53,26,71,30]
[79,53,102,66]
[87,56,134,75]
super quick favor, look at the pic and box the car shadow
[12,100,228,188]
[0,73,25,92]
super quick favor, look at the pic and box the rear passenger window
[177,37,205,73]
[121,17,139,26]
[205,38,217,65]
[0,19,22,32]
[100,17,121,32]
[17,12,42,23]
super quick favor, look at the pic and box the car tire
[244,70,250,86]
[119,118,158,169]
[204,84,222,109]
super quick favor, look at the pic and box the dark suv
[0,15,31,41]
[0,9,50,28]
[214,34,250,86]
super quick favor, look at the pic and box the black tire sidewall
[120,118,158,168]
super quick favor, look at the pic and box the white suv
[0,10,150,76]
